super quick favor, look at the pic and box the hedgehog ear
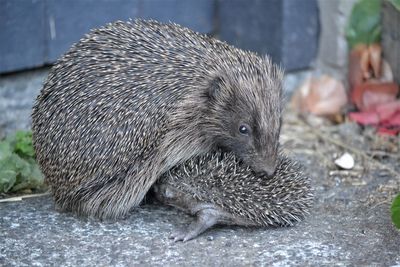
[208,76,223,100]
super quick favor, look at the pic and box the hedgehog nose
[263,168,275,177]
[263,162,278,177]
[254,165,276,177]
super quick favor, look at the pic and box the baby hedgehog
[154,151,313,242]
[32,19,283,219]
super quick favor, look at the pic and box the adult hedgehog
[32,20,283,219]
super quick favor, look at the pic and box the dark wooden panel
[218,0,283,64]
[0,0,215,73]
[217,0,319,71]
[0,0,46,73]
[138,0,214,33]
[0,0,318,73]
[282,0,319,70]
[45,0,140,62]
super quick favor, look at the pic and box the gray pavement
[1,193,399,266]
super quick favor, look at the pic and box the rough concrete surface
[1,184,399,266]
[1,69,400,266]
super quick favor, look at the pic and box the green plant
[392,194,400,229]
[346,0,382,48]
[0,130,45,193]
[388,0,400,11]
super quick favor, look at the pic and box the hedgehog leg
[170,207,221,242]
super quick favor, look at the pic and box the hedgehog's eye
[239,125,249,135]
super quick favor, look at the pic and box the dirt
[281,110,399,208]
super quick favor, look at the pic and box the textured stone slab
[1,194,399,266]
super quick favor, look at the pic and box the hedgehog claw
[169,231,188,242]
[169,229,199,242]
[170,208,220,242]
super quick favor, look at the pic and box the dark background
[0,0,319,74]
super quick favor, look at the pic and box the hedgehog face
[207,66,283,176]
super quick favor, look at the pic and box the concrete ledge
[1,194,399,266]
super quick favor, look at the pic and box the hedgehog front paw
[169,230,197,242]
[169,208,220,242]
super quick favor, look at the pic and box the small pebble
[334,152,355,170]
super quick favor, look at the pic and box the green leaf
[0,130,45,193]
[391,194,400,229]
[346,0,382,48]
[0,141,13,161]
[13,131,35,158]
[0,141,18,192]
[0,169,17,193]
[30,163,45,185]
[388,0,400,11]
[11,155,44,192]
[13,155,32,182]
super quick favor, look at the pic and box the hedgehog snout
[251,160,277,177]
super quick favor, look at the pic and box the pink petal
[375,101,400,121]
[349,112,380,125]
